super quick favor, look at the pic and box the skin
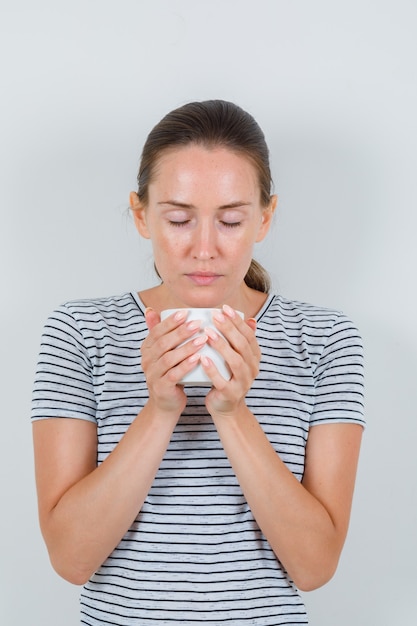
[33,145,363,591]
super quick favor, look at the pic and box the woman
[32,100,365,625]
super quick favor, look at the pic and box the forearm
[44,403,178,585]
[212,406,344,591]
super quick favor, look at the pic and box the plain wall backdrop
[1,1,416,624]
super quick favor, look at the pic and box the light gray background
[1,1,416,624]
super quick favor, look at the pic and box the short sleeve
[31,305,97,423]
[310,314,365,428]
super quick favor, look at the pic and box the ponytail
[244,259,271,293]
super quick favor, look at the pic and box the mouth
[185,272,221,286]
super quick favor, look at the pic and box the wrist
[209,399,249,423]
[144,397,184,423]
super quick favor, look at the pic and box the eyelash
[168,221,241,229]
[168,221,189,227]
[222,221,241,229]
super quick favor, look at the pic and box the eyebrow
[157,200,252,210]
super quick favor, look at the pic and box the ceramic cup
[160,308,244,386]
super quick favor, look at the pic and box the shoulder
[61,292,142,318]
[50,292,142,325]
[41,292,145,342]
[260,293,357,331]
[259,293,362,357]
[264,293,343,319]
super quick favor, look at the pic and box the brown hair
[137,100,273,293]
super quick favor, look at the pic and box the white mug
[160,308,244,385]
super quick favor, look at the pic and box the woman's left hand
[203,305,260,417]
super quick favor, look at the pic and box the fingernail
[212,310,225,323]
[201,355,211,367]
[174,309,188,321]
[189,353,200,363]
[193,333,208,346]
[187,319,202,331]
[204,326,219,341]
[145,307,153,315]
[222,304,235,318]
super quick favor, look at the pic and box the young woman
[32,100,365,625]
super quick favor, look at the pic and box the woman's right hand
[142,308,207,415]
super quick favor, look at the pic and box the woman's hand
[202,305,260,417]
[142,308,208,416]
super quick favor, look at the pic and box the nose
[192,219,218,260]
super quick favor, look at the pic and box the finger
[221,305,257,343]
[213,305,251,339]
[212,309,258,357]
[208,316,260,383]
[145,310,198,353]
[148,308,188,336]
[159,333,208,375]
[156,320,204,359]
[144,307,161,330]
[164,351,202,385]
[202,329,247,385]
[246,317,257,332]
[200,355,227,390]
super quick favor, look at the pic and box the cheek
[165,227,196,248]
[223,230,257,254]
[151,231,187,261]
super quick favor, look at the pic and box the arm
[32,308,206,585]
[211,413,362,591]
[202,305,364,591]
[33,407,178,585]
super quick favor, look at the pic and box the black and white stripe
[32,291,364,625]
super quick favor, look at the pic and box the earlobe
[256,195,277,242]
[129,191,151,239]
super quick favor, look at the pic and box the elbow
[291,557,339,592]
[39,515,99,585]
[50,555,93,586]
[295,571,334,592]
[41,526,98,585]
[48,546,96,586]
[287,533,345,592]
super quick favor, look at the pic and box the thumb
[144,307,160,330]
[246,317,257,332]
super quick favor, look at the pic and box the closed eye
[167,219,242,229]
[220,221,241,228]
[168,220,191,227]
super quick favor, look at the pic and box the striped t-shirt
[31,291,365,625]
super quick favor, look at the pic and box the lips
[186,272,221,286]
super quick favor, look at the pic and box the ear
[130,191,151,239]
[255,194,277,243]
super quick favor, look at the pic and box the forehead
[149,145,260,200]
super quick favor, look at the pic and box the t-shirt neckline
[130,291,275,322]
